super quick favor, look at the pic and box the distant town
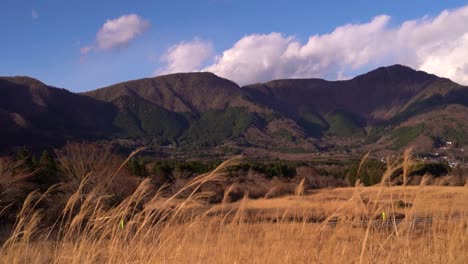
[417,141,466,168]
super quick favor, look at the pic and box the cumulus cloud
[158,5,468,85]
[156,38,214,75]
[81,14,149,55]
[96,14,150,50]
[399,9,468,84]
[203,15,394,85]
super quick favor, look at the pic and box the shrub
[411,162,449,177]
[345,160,386,186]
[129,157,148,177]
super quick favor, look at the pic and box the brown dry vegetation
[0,148,467,263]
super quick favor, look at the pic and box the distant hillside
[0,77,116,151]
[85,72,245,112]
[83,72,288,148]
[242,65,468,154]
[243,65,461,127]
[1,65,468,157]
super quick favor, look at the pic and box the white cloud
[31,9,39,19]
[156,38,214,75]
[96,14,150,50]
[203,15,392,84]
[204,33,297,84]
[397,8,468,84]
[81,14,149,55]
[158,5,468,85]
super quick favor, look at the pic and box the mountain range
[1,65,468,158]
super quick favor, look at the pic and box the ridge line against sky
[1,1,468,91]
[159,5,468,86]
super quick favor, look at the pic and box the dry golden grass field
[1,153,467,264]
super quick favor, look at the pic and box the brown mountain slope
[1,65,468,156]
[0,77,116,150]
[242,65,462,122]
[85,72,247,113]
[378,104,468,151]
[82,72,292,148]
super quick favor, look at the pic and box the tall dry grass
[0,149,467,263]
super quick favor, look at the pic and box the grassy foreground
[0,151,467,263]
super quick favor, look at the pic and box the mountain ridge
[1,65,467,157]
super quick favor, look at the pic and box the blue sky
[1,1,468,91]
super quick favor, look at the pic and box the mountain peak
[0,76,48,88]
[154,71,220,79]
[85,71,243,112]
[150,71,240,88]
[381,64,414,71]
[1,65,468,154]
[354,64,437,84]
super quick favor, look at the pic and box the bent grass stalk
[0,150,466,263]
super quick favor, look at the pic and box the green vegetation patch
[345,160,386,186]
[365,124,386,144]
[297,111,328,137]
[391,95,444,124]
[180,107,256,147]
[441,125,468,145]
[325,110,366,137]
[232,161,301,179]
[113,96,189,141]
[390,124,424,150]
[151,160,222,180]
[411,162,449,177]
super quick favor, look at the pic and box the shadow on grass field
[0,148,467,263]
